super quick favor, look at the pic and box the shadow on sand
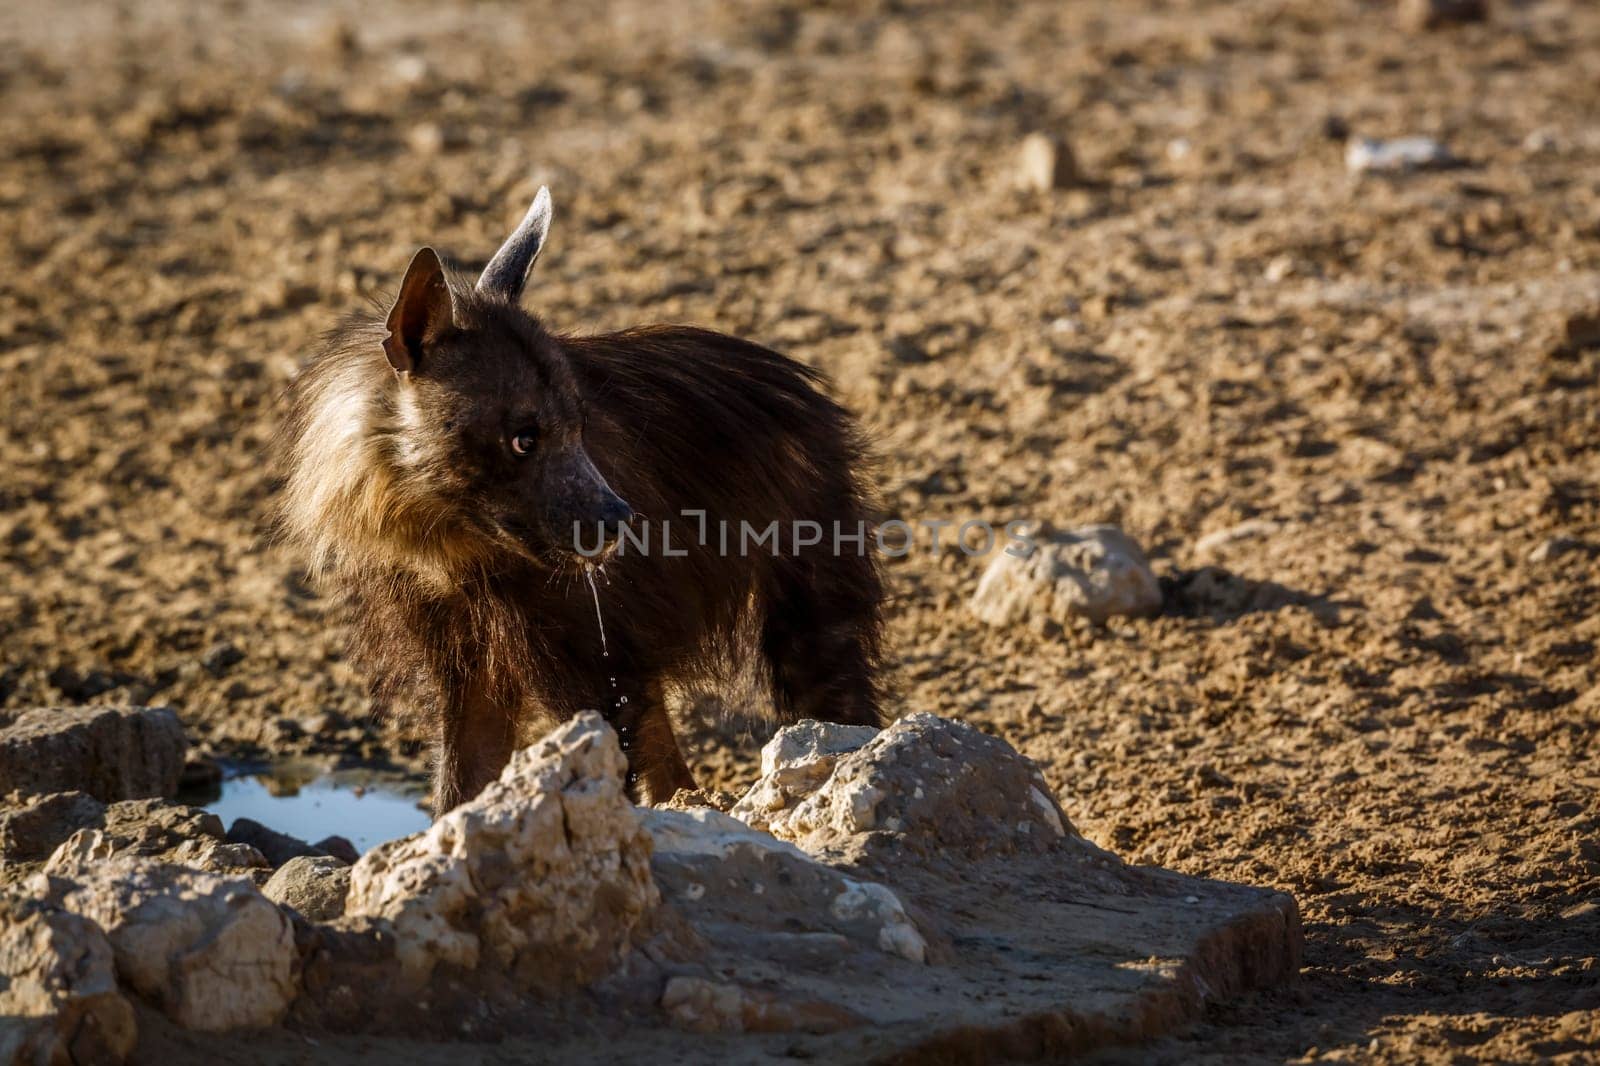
[1160,566,1362,626]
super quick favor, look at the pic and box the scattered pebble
[407,122,449,157]
[1345,136,1456,176]
[1527,537,1580,564]
[1194,519,1280,558]
[313,17,359,58]
[390,55,431,87]
[1015,132,1080,192]
[1522,128,1559,156]
[201,641,244,676]
[1399,0,1489,32]
[1562,311,1600,352]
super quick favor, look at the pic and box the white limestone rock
[0,892,136,1065]
[344,712,657,989]
[971,524,1162,627]
[58,859,296,1032]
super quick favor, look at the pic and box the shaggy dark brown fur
[275,189,884,812]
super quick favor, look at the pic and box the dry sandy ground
[1,0,1598,1061]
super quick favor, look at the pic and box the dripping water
[584,565,608,656]
[583,565,628,716]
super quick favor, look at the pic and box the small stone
[101,799,224,853]
[226,818,321,868]
[1528,536,1580,564]
[1015,132,1080,192]
[263,855,352,922]
[298,712,331,737]
[731,721,880,830]
[311,15,359,58]
[43,828,117,876]
[657,787,738,812]
[407,122,448,157]
[1194,518,1281,558]
[168,838,271,876]
[971,524,1162,627]
[313,835,360,865]
[35,799,243,877]
[1522,128,1559,156]
[390,54,431,86]
[1399,0,1488,31]
[1562,311,1600,351]
[200,641,243,676]
[1345,136,1456,175]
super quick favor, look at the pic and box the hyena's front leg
[430,686,518,816]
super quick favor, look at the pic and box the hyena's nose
[595,490,633,546]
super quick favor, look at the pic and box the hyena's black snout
[554,447,632,558]
[593,488,632,541]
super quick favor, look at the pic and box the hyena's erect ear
[383,247,454,376]
[475,186,551,302]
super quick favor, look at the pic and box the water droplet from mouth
[584,565,625,716]
[583,566,608,657]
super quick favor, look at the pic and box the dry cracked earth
[1,0,1597,1062]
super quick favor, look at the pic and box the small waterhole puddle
[189,763,431,854]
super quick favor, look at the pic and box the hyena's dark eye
[509,428,538,456]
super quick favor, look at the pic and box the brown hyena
[275,188,884,813]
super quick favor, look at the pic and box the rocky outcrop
[57,860,296,1032]
[2,710,1301,1059]
[17,798,268,883]
[642,806,927,963]
[734,713,1073,863]
[0,707,186,803]
[971,524,1162,627]
[729,719,878,831]
[344,713,657,988]
[1,791,276,889]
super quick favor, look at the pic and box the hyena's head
[382,188,633,572]
[281,188,631,581]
